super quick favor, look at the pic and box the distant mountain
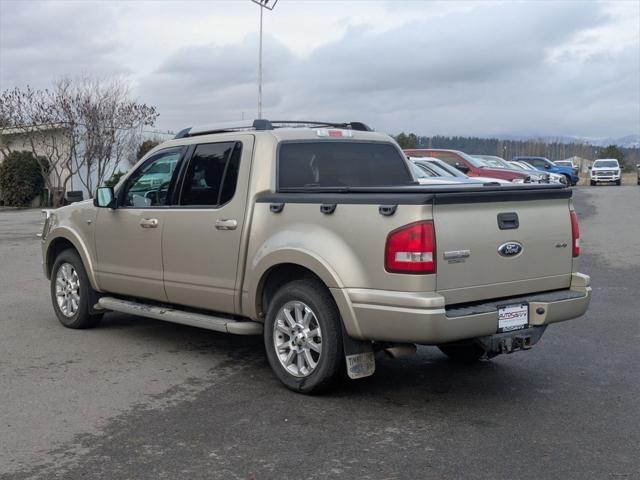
[497,134,640,148]
[585,135,640,149]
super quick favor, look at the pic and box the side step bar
[97,297,263,336]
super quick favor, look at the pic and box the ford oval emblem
[498,241,523,257]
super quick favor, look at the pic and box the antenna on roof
[250,0,279,119]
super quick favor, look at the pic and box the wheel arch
[244,247,346,316]
[44,229,100,290]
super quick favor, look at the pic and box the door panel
[162,138,253,313]
[94,147,184,301]
[95,208,167,300]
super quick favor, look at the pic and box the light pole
[251,0,278,119]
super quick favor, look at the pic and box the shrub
[136,139,159,162]
[104,170,125,188]
[0,150,46,207]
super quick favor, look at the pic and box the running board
[97,297,263,335]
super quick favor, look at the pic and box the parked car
[473,155,549,183]
[589,158,621,186]
[509,161,566,185]
[405,149,530,183]
[409,162,484,185]
[40,119,591,394]
[554,160,579,177]
[512,156,579,186]
[410,157,510,184]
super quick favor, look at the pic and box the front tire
[51,249,102,329]
[264,279,344,394]
[616,179,621,186]
[438,341,486,363]
[590,180,596,186]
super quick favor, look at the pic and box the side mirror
[588,166,592,170]
[94,186,117,208]
[544,164,550,169]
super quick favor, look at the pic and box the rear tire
[264,278,344,394]
[437,341,486,363]
[51,249,102,329]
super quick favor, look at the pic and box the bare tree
[0,77,158,205]
[57,78,158,194]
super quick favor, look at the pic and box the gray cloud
[1,1,638,138]
[0,0,127,89]
[139,1,638,137]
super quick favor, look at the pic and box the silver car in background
[473,155,550,184]
[509,160,567,185]
[410,157,510,184]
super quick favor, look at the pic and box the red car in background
[404,148,530,183]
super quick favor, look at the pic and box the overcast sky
[1,0,639,139]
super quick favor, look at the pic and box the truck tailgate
[433,197,573,304]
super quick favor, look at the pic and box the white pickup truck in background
[590,158,621,186]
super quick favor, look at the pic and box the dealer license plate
[498,303,529,333]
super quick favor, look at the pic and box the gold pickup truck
[41,120,591,394]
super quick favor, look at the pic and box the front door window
[122,149,183,207]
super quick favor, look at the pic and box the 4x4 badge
[498,241,523,257]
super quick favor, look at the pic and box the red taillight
[385,221,436,274]
[570,210,580,257]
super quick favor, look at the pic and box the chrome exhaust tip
[383,343,417,359]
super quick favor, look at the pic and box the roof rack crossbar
[174,119,372,139]
[269,120,372,131]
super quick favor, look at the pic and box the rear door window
[179,142,242,206]
[278,142,411,189]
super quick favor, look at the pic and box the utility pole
[251,0,278,119]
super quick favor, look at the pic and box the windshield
[461,153,488,168]
[426,159,466,177]
[511,162,532,171]
[475,156,512,169]
[411,163,432,178]
[593,160,619,168]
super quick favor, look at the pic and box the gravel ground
[1,186,639,480]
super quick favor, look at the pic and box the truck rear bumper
[332,273,591,344]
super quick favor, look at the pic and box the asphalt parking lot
[1,186,639,480]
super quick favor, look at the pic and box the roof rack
[174,119,373,139]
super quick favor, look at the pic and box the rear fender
[243,248,362,337]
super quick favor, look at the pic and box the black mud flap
[475,325,547,358]
[341,323,375,380]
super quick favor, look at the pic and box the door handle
[215,219,238,230]
[139,218,159,228]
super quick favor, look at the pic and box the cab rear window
[278,142,412,189]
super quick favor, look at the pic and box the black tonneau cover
[257,183,571,205]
